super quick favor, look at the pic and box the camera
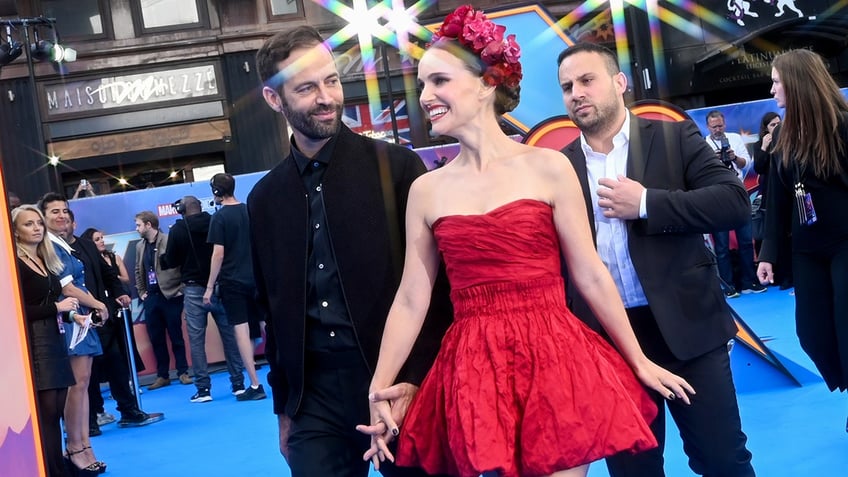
[718,136,733,167]
[80,178,89,188]
[90,309,103,325]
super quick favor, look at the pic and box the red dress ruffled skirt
[397,199,658,477]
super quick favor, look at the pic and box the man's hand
[202,288,213,305]
[116,295,131,308]
[368,383,418,435]
[94,301,109,322]
[597,175,645,220]
[278,414,292,462]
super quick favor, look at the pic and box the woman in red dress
[358,6,694,477]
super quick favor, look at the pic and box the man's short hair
[256,25,326,91]
[182,195,201,214]
[556,42,621,75]
[37,192,68,213]
[135,210,158,229]
[706,110,725,122]
[210,173,235,198]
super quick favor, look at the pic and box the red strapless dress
[396,199,658,477]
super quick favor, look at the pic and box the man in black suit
[557,43,756,476]
[249,26,452,477]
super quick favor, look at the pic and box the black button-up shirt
[291,134,357,352]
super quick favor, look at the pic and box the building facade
[0,0,845,201]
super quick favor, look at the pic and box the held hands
[355,383,420,470]
[597,175,645,220]
[757,262,774,285]
[633,359,696,405]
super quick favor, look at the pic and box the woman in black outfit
[758,49,848,431]
[13,205,85,477]
[752,112,793,288]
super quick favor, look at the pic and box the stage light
[0,40,22,65]
[0,24,22,66]
[30,27,77,65]
[118,178,129,186]
[31,39,58,61]
[48,154,60,166]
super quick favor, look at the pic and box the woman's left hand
[356,396,396,470]
[634,360,696,405]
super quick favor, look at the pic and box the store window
[40,0,110,40]
[267,0,303,20]
[131,0,208,33]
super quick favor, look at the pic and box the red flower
[431,5,523,89]
[503,34,521,63]
[434,4,473,40]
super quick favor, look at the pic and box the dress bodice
[432,199,561,291]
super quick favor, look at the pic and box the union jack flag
[343,99,411,145]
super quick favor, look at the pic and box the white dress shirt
[579,113,648,308]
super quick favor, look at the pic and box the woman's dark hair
[80,227,98,241]
[758,112,780,140]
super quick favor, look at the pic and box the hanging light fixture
[29,25,76,73]
[0,25,22,66]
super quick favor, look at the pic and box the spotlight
[31,39,57,61]
[0,24,22,67]
[30,27,77,65]
[48,154,60,166]
[0,40,22,66]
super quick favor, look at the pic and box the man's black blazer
[248,125,453,417]
[562,115,748,361]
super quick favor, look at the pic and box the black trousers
[287,350,442,477]
[143,291,187,378]
[606,306,755,477]
[37,388,70,477]
[88,316,140,419]
[793,241,848,391]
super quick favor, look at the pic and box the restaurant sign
[42,64,219,119]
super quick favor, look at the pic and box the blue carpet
[91,287,846,476]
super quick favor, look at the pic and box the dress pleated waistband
[450,276,567,320]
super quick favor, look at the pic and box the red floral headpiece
[431,5,522,89]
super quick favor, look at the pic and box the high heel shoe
[83,445,107,474]
[64,448,101,476]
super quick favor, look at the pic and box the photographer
[72,178,97,199]
[704,110,765,297]
[161,195,245,402]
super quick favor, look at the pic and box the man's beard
[282,101,342,140]
[571,99,617,136]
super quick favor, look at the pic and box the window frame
[265,0,305,22]
[38,0,113,42]
[129,0,210,35]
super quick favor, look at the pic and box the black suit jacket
[562,115,747,361]
[248,125,453,417]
